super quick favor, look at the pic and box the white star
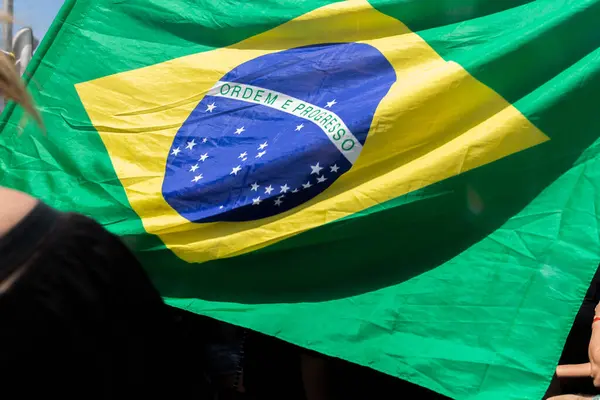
[192,174,203,182]
[230,165,242,175]
[265,185,274,195]
[202,138,208,143]
[302,181,312,189]
[280,184,290,193]
[325,99,337,108]
[239,151,248,159]
[199,153,209,162]
[330,164,340,173]
[256,151,266,158]
[235,126,245,135]
[171,147,181,156]
[310,162,323,175]
[258,141,268,150]
[189,164,199,172]
[274,198,283,206]
[242,157,248,161]
[295,124,304,131]
[252,197,261,206]
[317,175,327,183]
[186,140,197,150]
[206,103,216,112]
[250,182,259,191]
[219,205,224,209]
[292,188,299,193]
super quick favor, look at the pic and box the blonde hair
[0,12,42,127]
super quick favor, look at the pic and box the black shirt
[0,202,207,399]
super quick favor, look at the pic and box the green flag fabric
[2,1,600,398]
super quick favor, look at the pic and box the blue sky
[14,0,65,40]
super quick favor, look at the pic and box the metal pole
[3,0,13,52]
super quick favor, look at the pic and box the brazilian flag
[2,0,599,398]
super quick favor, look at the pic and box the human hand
[556,305,600,386]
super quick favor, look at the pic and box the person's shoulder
[0,188,38,237]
